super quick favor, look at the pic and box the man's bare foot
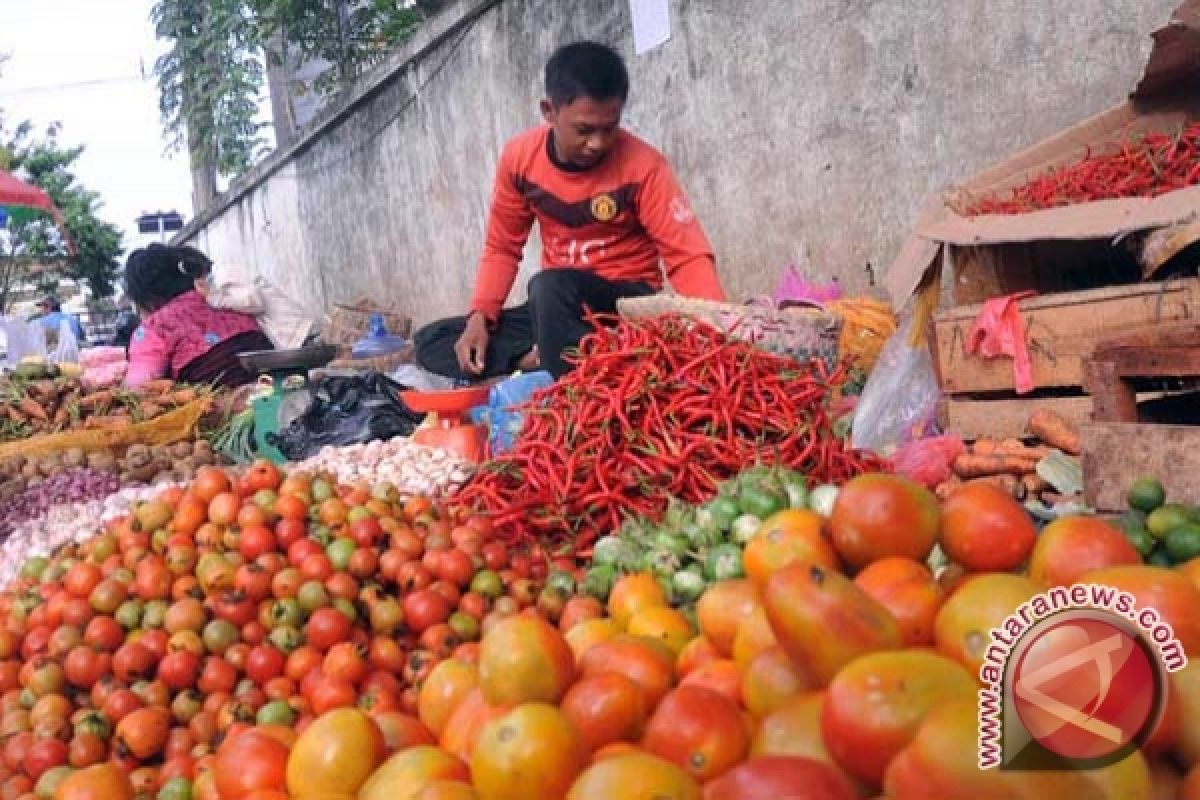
[517,347,540,371]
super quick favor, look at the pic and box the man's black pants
[414,270,654,380]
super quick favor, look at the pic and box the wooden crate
[937,395,1093,442]
[932,278,1200,394]
[1082,422,1200,511]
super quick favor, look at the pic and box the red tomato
[305,609,353,652]
[435,550,475,588]
[403,590,451,634]
[245,645,286,686]
[198,658,238,695]
[274,519,307,549]
[348,518,384,548]
[239,527,278,562]
[159,650,202,691]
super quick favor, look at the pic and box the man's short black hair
[545,41,629,107]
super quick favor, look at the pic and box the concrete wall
[181,0,1178,328]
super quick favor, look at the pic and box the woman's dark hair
[545,41,629,107]
[123,243,212,313]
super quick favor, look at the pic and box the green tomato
[157,777,194,800]
[311,478,335,503]
[20,556,48,581]
[297,581,331,613]
[270,598,304,629]
[309,524,334,547]
[448,611,481,642]
[202,619,239,655]
[333,597,358,622]
[115,600,143,631]
[35,765,73,800]
[326,538,356,572]
[268,625,302,653]
[469,570,503,600]
[256,699,297,727]
[40,563,66,584]
[142,600,168,630]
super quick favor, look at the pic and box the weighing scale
[237,344,338,464]
[401,386,490,463]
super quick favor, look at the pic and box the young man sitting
[415,41,726,380]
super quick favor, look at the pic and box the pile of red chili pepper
[454,313,886,550]
[967,121,1200,215]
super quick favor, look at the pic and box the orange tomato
[358,746,469,800]
[625,607,693,657]
[642,686,749,782]
[703,755,858,800]
[470,704,587,799]
[285,708,386,796]
[933,573,1041,679]
[743,510,837,586]
[561,672,647,752]
[478,615,574,706]
[372,712,436,753]
[730,606,778,672]
[213,729,288,799]
[829,474,940,570]
[820,649,976,788]
[607,573,667,630]
[678,659,741,706]
[1081,565,1200,656]
[438,689,510,763]
[1028,516,1140,587]
[579,635,676,712]
[566,751,700,800]
[52,763,134,800]
[741,647,817,718]
[852,557,944,647]
[674,636,720,679]
[940,482,1037,571]
[695,580,760,657]
[417,659,479,737]
[763,563,901,684]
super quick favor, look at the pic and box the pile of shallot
[0,468,120,537]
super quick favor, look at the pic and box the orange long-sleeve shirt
[469,125,726,321]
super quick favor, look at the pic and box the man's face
[542,95,625,169]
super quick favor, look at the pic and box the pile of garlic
[293,439,473,497]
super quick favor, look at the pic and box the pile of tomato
[6,460,1200,799]
[0,462,579,800]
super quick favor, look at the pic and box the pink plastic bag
[772,266,842,307]
[965,292,1036,395]
[82,361,128,390]
[80,347,127,367]
[892,435,966,488]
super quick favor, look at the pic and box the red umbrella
[0,169,73,253]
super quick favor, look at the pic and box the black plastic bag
[268,372,425,461]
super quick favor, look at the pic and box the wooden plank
[1082,422,1200,511]
[938,395,1093,441]
[1083,361,1138,423]
[933,278,1200,394]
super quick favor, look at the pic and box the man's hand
[454,312,489,376]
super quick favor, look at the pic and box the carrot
[17,397,48,422]
[952,454,1039,479]
[78,391,114,410]
[138,380,176,395]
[965,474,1024,499]
[971,438,1003,455]
[1027,409,1081,455]
[1021,473,1050,495]
[935,476,963,501]
[163,389,198,405]
[138,403,165,420]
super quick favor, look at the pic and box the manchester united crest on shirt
[590,193,618,222]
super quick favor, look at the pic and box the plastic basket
[616,295,843,367]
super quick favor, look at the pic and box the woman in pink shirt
[124,244,273,388]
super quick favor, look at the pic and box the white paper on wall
[630,0,671,55]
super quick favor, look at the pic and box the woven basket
[327,344,415,374]
[617,295,843,368]
[324,300,412,346]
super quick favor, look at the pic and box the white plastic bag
[49,319,80,365]
[0,317,47,367]
[850,308,940,452]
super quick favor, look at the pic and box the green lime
[1165,524,1200,564]
[1123,526,1157,558]
[1127,477,1166,513]
[1191,506,1200,524]
[1147,504,1192,539]
[1147,546,1174,568]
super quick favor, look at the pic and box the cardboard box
[886,0,1200,310]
